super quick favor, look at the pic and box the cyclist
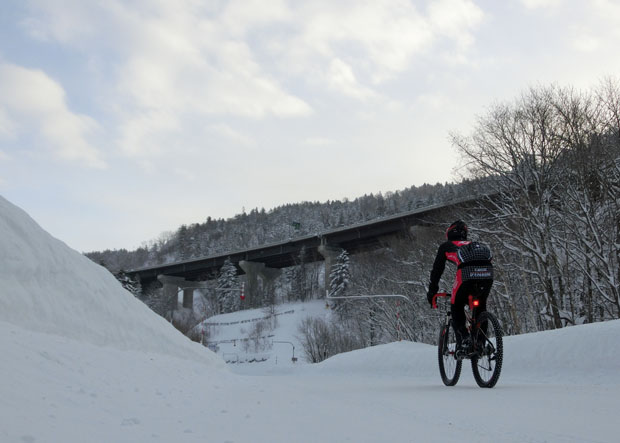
[426,220,493,353]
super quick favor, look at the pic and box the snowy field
[1,195,619,443]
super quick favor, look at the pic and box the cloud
[172,167,198,183]
[428,0,485,49]
[592,0,620,36]
[219,0,292,36]
[303,137,335,147]
[415,92,452,111]
[116,31,312,119]
[282,0,484,84]
[0,63,105,168]
[24,0,485,95]
[572,33,600,52]
[116,109,180,159]
[207,124,256,147]
[288,1,433,83]
[520,0,563,9]
[327,58,379,100]
[0,107,15,138]
[66,0,311,160]
[566,1,620,53]
[17,0,485,167]
[20,0,101,45]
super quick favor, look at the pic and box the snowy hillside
[199,300,329,369]
[1,195,619,443]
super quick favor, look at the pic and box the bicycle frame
[432,292,480,310]
[465,295,482,336]
[432,292,486,357]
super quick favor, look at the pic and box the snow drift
[309,320,620,384]
[209,301,620,384]
[0,195,222,365]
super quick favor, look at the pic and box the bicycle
[432,292,504,388]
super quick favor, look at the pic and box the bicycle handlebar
[431,292,451,309]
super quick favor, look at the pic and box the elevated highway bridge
[127,195,481,308]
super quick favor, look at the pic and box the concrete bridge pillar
[182,288,194,309]
[239,261,281,307]
[157,275,187,317]
[318,244,344,296]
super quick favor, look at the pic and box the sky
[1,0,619,253]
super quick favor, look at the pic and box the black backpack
[458,241,493,280]
[458,241,492,264]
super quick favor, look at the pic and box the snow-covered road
[2,319,618,443]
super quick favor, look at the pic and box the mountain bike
[432,292,503,388]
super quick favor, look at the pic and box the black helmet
[446,220,468,240]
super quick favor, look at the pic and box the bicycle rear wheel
[438,322,462,386]
[471,311,503,388]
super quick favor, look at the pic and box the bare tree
[554,81,620,320]
[296,317,364,363]
[453,82,620,328]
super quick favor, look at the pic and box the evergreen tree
[329,250,350,317]
[114,270,142,297]
[329,250,350,298]
[216,259,238,313]
[177,225,190,261]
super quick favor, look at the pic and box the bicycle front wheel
[438,322,462,386]
[471,311,503,388]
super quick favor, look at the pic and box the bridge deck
[127,196,477,283]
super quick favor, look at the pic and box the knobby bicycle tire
[471,311,503,388]
[438,321,462,386]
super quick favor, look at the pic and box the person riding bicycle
[426,220,494,353]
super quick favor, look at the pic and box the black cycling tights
[451,279,493,339]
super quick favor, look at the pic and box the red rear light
[473,299,480,307]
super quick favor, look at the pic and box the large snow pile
[0,195,222,364]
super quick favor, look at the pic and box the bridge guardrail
[204,309,294,327]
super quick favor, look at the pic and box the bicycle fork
[442,311,455,358]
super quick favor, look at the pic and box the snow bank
[203,296,620,385]
[311,320,620,384]
[502,319,620,384]
[311,340,436,378]
[0,196,223,365]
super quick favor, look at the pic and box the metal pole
[273,340,296,362]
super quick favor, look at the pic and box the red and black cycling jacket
[428,240,471,303]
